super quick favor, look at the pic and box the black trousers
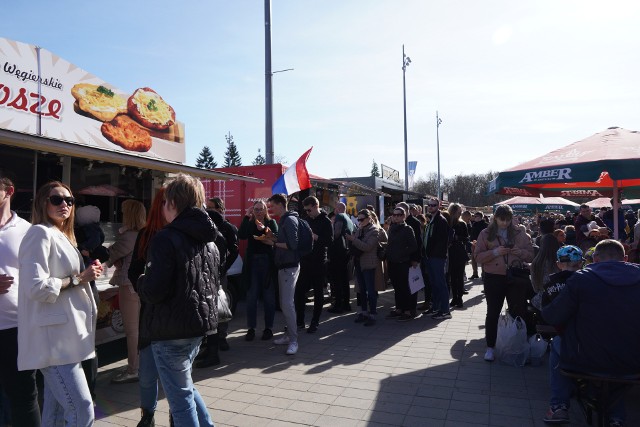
[295,259,327,326]
[0,327,41,427]
[483,272,528,347]
[388,261,416,312]
[328,256,350,309]
[449,260,466,302]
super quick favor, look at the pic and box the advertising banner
[0,37,185,163]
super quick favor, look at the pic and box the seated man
[542,239,640,425]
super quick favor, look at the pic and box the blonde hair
[253,200,271,220]
[164,173,205,213]
[121,199,146,231]
[32,181,76,245]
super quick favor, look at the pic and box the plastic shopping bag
[528,333,548,366]
[495,312,530,367]
[408,266,425,295]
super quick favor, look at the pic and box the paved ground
[93,266,639,426]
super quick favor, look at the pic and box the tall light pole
[436,111,442,200]
[402,45,411,191]
[265,0,274,164]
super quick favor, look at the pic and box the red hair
[137,188,167,259]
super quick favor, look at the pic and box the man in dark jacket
[574,204,605,246]
[327,202,354,313]
[266,193,302,355]
[138,174,217,426]
[542,239,640,425]
[295,196,333,333]
[423,198,452,320]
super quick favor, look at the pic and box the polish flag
[271,147,313,195]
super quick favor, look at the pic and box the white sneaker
[286,342,298,355]
[484,347,495,362]
[274,335,290,345]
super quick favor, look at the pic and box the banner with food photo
[0,37,185,163]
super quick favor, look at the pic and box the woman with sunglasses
[346,209,380,326]
[18,181,103,426]
[385,207,418,321]
[238,200,279,341]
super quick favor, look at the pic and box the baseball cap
[557,245,583,263]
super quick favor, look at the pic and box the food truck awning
[0,129,263,183]
[309,175,390,197]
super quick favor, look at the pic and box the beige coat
[474,225,534,276]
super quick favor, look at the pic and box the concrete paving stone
[446,408,490,424]
[448,399,490,414]
[314,414,363,427]
[308,382,346,395]
[450,390,490,404]
[265,420,304,427]
[357,370,390,380]
[222,390,262,405]
[341,387,379,400]
[402,414,446,427]
[333,395,373,410]
[490,394,534,408]
[252,394,295,409]
[197,384,232,399]
[416,384,454,400]
[268,386,308,401]
[235,382,274,396]
[491,402,533,418]
[423,369,458,380]
[364,409,405,425]
[443,420,488,427]
[454,379,491,392]
[287,400,330,415]
[323,404,368,420]
[406,404,448,419]
[225,412,271,426]
[316,376,352,387]
[240,403,285,419]
[215,398,250,414]
[489,413,537,427]
[421,375,456,388]
[305,391,338,405]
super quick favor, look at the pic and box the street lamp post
[265,0,274,164]
[436,111,442,200]
[402,45,411,192]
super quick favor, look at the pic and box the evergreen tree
[223,132,242,167]
[370,159,380,177]
[252,148,266,165]
[196,146,217,169]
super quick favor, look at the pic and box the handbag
[217,287,233,323]
[408,266,425,294]
[376,242,386,261]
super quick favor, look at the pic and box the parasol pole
[613,180,619,240]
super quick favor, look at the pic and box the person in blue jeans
[138,174,218,427]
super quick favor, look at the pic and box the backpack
[297,217,314,257]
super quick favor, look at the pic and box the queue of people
[2,166,639,427]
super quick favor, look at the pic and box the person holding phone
[474,204,534,362]
[18,181,103,426]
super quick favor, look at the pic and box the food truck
[0,37,260,345]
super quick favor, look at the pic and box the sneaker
[307,323,318,334]
[286,342,298,355]
[274,335,290,345]
[397,313,414,322]
[385,310,401,319]
[245,328,255,341]
[431,312,452,320]
[297,323,306,330]
[111,371,139,384]
[261,328,273,340]
[364,317,376,327]
[194,353,220,369]
[542,404,569,424]
[609,419,624,427]
[218,337,230,351]
[470,274,479,279]
[423,307,436,315]
[354,313,367,323]
[484,347,495,362]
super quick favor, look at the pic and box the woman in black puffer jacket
[385,206,418,321]
[137,174,217,427]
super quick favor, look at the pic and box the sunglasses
[357,217,367,221]
[427,203,438,207]
[48,195,75,206]
[392,213,404,217]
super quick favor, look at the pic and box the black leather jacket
[138,207,220,345]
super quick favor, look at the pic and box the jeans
[151,338,214,427]
[295,259,327,326]
[40,363,94,427]
[0,327,40,427]
[278,266,300,343]
[483,272,527,347]
[425,257,448,314]
[246,254,276,330]
[355,265,377,315]
[139,345,159,413]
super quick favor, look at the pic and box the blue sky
[3,1,640,183]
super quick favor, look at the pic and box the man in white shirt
[0,172,41,426]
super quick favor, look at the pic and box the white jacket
[17,223,96,371]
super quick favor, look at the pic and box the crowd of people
[1,166,639,426]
